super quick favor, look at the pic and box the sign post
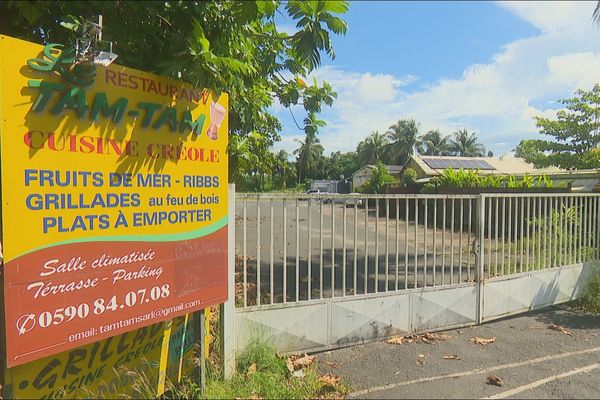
[193,309,207,392]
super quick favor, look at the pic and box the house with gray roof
[401,155,600,192]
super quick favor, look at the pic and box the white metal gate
[231,192,600,356]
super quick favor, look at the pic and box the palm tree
[417,129,450,155]
[273,150,296,189]
[228,133,258,185]
[385,118,420,165]
[356,130,388,166]
[294,132,324,184]
[448,128,486,157]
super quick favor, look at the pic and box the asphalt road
[316,304,600,399]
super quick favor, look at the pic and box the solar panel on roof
[422,158,496,170]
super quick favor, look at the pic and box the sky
[271,1,600,158]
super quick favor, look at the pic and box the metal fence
[234,192,600,308]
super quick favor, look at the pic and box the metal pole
[98,15,103,41]
[501,197,505,275]
[354,201,358,294]
[243,198,247,307]
[543,197,547,269]
[495,198,499,276]
[306,199,310,301]
[442,198,446,285]
[519,196,524,273]
[221,184,236,379]
[477,195,485,281]
[414,198,419,288]
[331,201,335,297]
[283,199,287,302]
[405,198,409,289]
[365,198,369,293]
[476,195,485,325]
[396,198,400,290]
[467,198,472,282]
[194,310,206,392]
[487,196,492,277]
[386,199,390,291]
[256,199,261,304]
[433,198,437,286]
[450,199,454,284]
[297,199,301,301]
[507,197,512,274]
[270,199,274,303]
[459,199,463,282]
[343,201,347,296]
[375,199,380,293]
[320,200,324,298]
[526,197,531,271]
[424,199,429,287]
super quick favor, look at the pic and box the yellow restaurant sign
[0,34,228,367]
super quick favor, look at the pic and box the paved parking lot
[316,304,600,399]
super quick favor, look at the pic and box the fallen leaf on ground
[386,336,407,345]
[321,360,338,368]
[418,353,426,358]
[423,332,452,342]
[290,353,316,368]
[470,336,496,345]
[246,363,257,376]
[548,324,573,337]
[416,358,424,367]
[442,354,461,360]
[386,332,451,345]
[319,374,341,386]
[487,375,504,386]
[286,357,294,372]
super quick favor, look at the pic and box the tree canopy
[385,119,420,165]
[515,84,600,170]
[357,131,388,166]
[0,0,348,189]
[448,128,486,157]
[417,129,450,156]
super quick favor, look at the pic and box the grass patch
[575,267,600,315]
[160,340,349,399]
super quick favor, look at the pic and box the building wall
[402,158,428,180]
[352,167,374,191]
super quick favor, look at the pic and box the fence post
[221,184,236,379]
[476,194,486,325]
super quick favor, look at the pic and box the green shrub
[421,182,436,194]
[479,174,504,188]
[200,340,349,399]
[577,267,600,314]
[438,168,479,188]
[358,162,398,194]
[435,168,559,190]
[401,167,418,187]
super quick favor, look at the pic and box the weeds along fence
[234,193,600,308]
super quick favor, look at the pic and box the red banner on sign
[4,227,227,366]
